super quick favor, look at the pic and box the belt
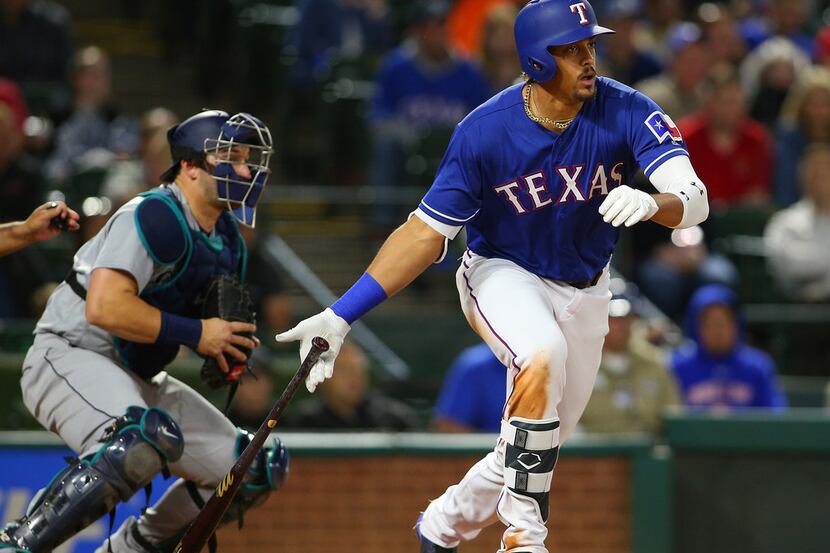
[566,270,603,290]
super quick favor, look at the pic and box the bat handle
[311,336,330,354]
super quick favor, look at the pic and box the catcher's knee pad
[501,416,560,522]
[0,406,183,553]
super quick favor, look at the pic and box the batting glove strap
[499,417,560,451]
[504,467,554,494]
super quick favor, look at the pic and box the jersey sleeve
[628,90,690,177]
[92,210,155,292]
[416,126,483,239]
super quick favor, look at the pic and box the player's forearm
[649,193,684,228]
[0,221,34,257]
[86,291,165,343]
[367,216,446,297]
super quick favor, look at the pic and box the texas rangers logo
[645,111,683,143]
[569,2,590,24]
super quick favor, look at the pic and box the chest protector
[116,186,247,379]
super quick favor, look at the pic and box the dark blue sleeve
[627,89,690,177]
[418,126,483,226]
[435,359,481,427]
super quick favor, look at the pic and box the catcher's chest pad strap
[135,191,190,266]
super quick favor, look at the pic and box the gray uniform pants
[21,333,236,552]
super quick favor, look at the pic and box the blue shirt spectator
[434,343,506,433]
[370,43,490,132]
[671,285,787,410]
[367,1,490,229]
[286,0,393,86]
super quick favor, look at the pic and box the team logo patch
[645,111,683,143]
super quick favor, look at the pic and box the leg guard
[501,416,560,522]
[222,429,289,526]
[0,406,183,553]
[153,429,288,553]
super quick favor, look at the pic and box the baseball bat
[174,336,330,553]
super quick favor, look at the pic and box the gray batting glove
[275,308,351,393]
[598,185,659,227]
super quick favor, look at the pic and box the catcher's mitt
[198,274,256,389]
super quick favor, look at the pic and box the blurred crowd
[2,0,829,433]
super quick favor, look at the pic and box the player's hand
[197,317,258,374]
[25,201,81,242]
[274,308,351,393]
[598,185,658,227]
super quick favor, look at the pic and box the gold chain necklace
[523,81,575,130]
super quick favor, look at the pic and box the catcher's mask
[161,110,273,227]
[205,112,273,228]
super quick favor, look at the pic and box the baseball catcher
[0,110,288,553]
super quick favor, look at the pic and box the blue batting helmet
[161,109,273,227]
[514,0,614,83]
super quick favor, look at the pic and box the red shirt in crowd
[678,112,772,206]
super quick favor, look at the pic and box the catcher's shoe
[415,513,457,553]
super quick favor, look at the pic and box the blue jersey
[416,78,688,281]
[371,45,491,129]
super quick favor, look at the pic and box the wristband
[157,312,202,349]
[330,272,388,324]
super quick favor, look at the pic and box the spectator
[285,0,392,88]
[678,64,772,207]
[287,341,420,430]
[0,78,41,222]
[433,343,506,433]
[579,294,680,435]
[596,0,662,87]
[634,22,709,120]
[99,107,179,209]
[633,0,683,64]
[773,67,830,206]
[478,3,520,94]
[816,25,830,67]
[0,0,73,112]
[697,2,746,67]
[367,0,490,229]
[635,223,738,322]
[671,284,787,410]
[765,144,830,302]
[0,80,51,317]
[46,46,139,184]
[446,0,519,58]
[740,37,810,129]
[737,0,814,57]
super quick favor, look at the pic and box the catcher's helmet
[514,0,614,82]
[161,109,273,227]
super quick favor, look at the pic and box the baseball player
[0,201,79,257]
[0,110,288,553]
[277,1,710,551]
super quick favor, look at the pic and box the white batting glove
[598,185,659,227]
[274,308,351,393]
